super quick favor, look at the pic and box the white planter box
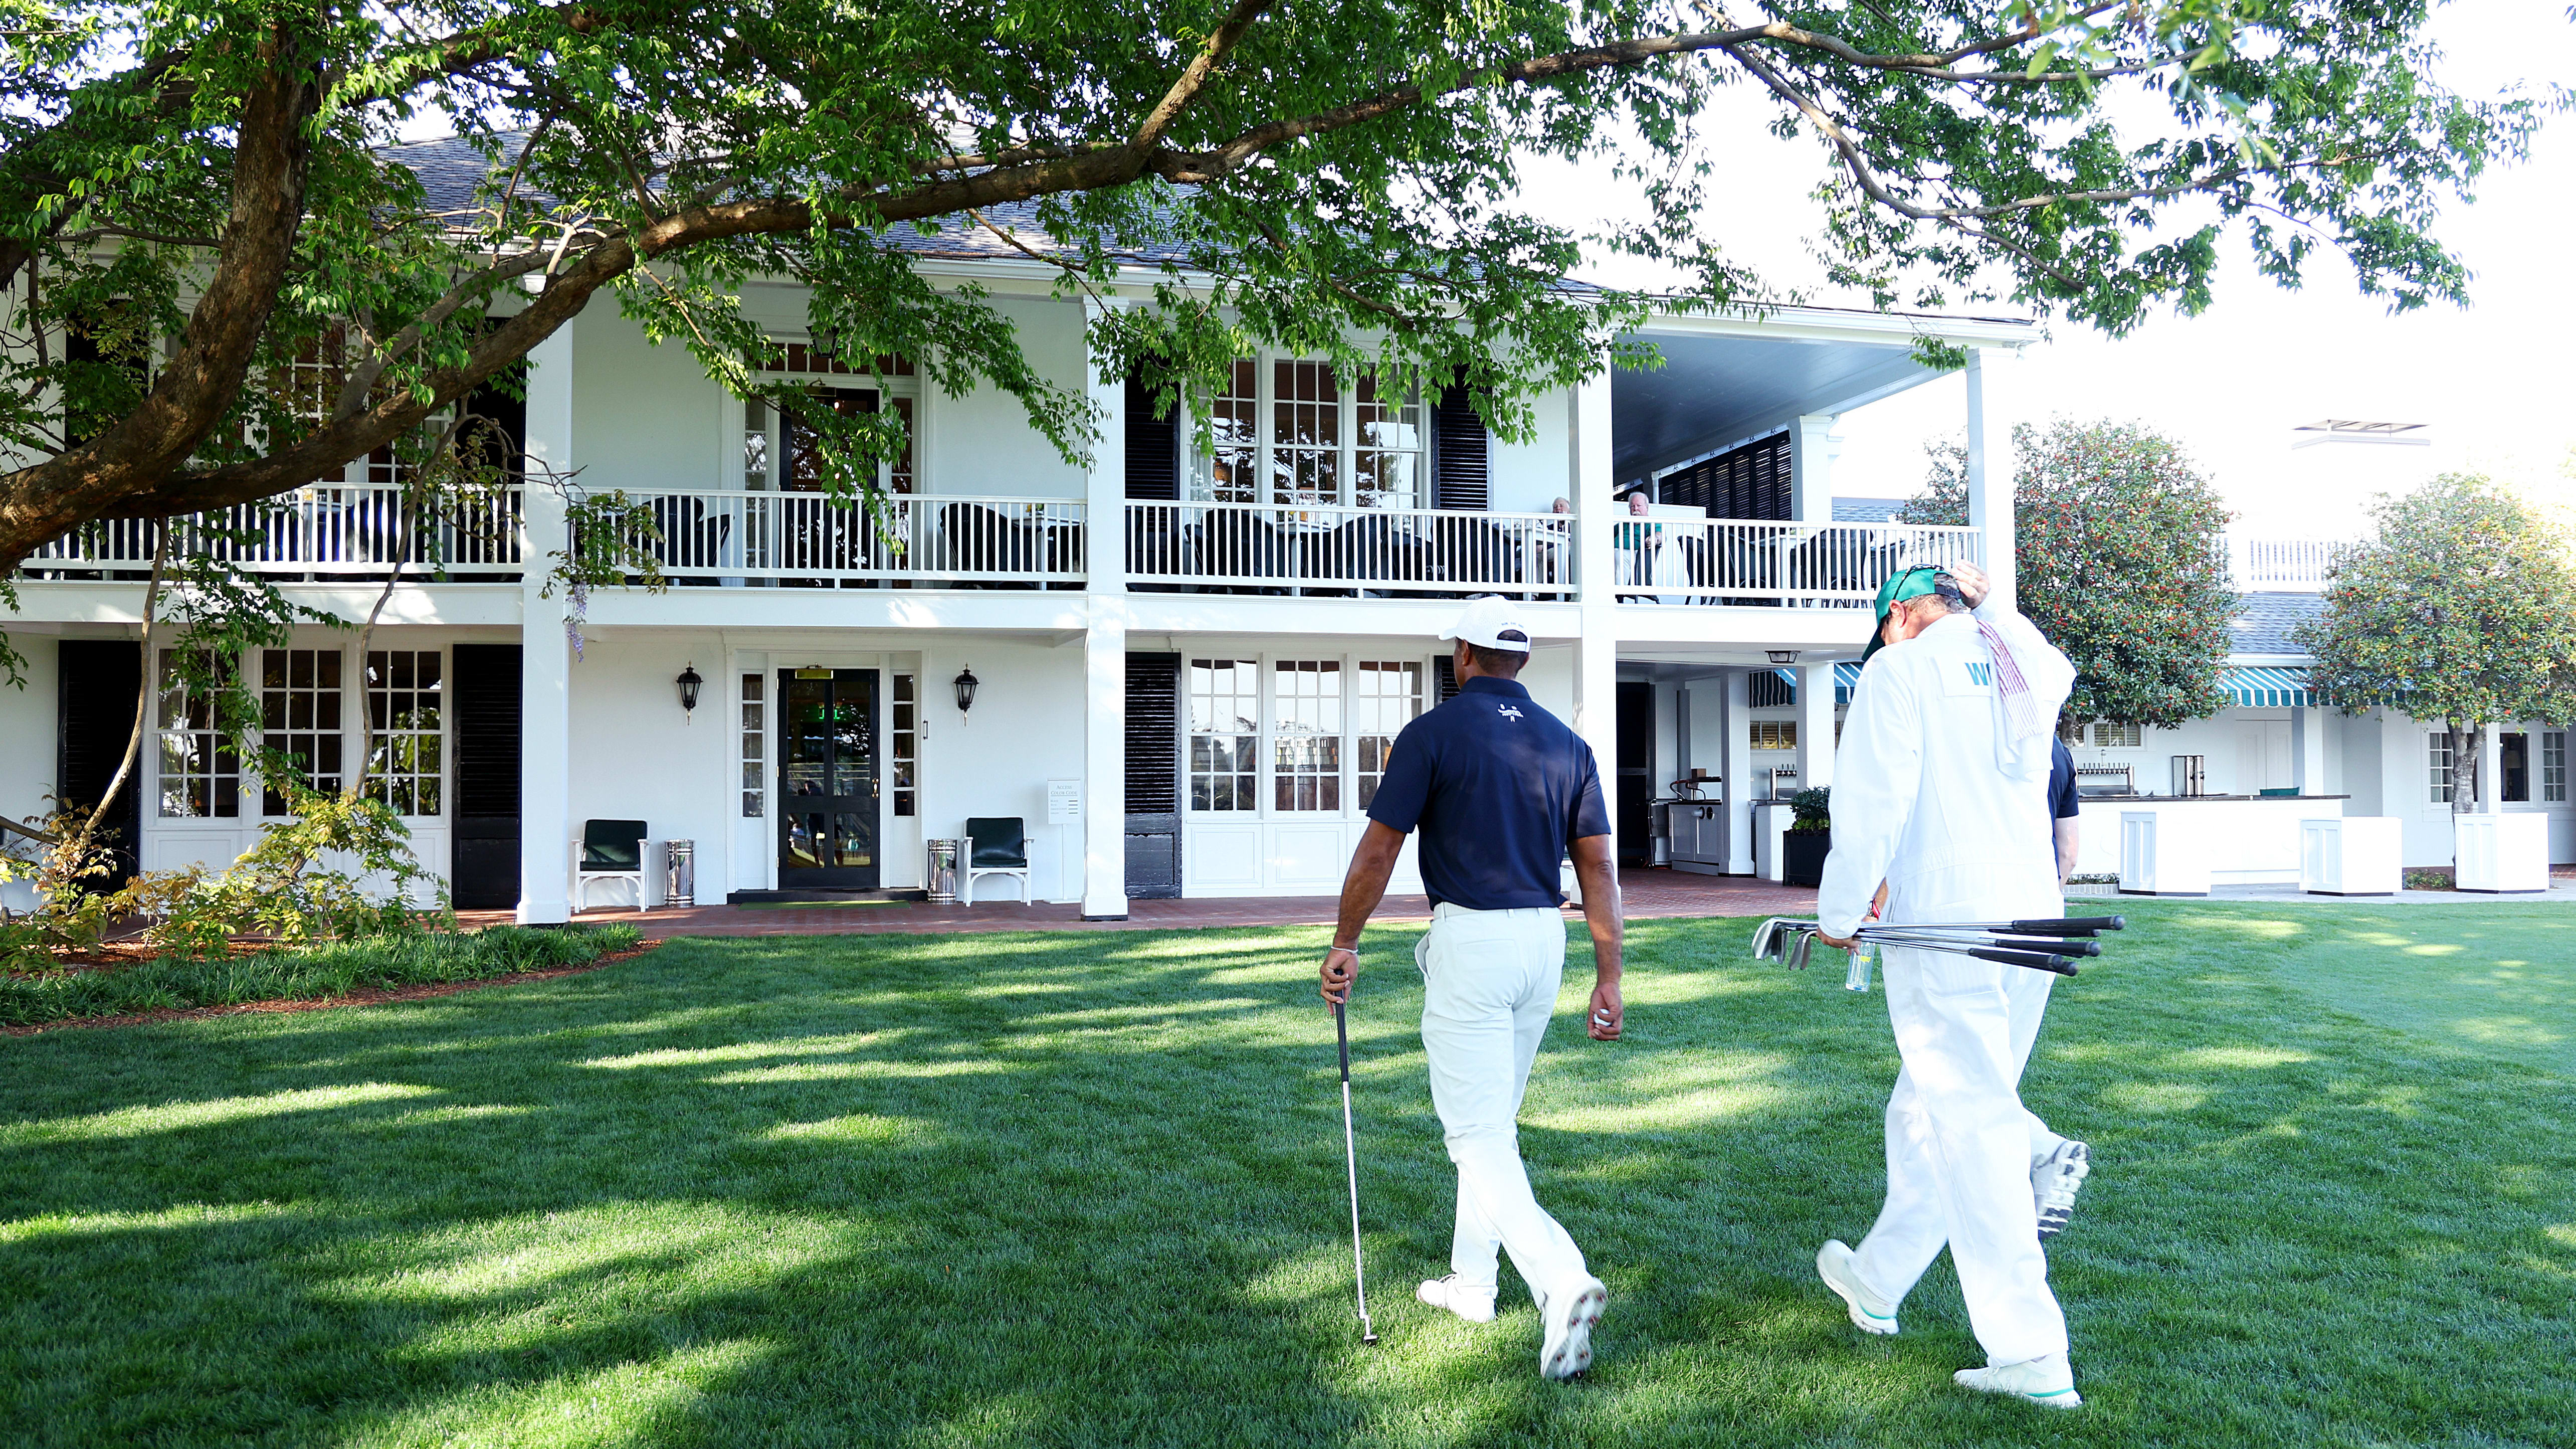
[2301,816,2401,895]
[2120,807,2210,896]
[2455,813,2550,894]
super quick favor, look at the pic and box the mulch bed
[1,941,663,1037]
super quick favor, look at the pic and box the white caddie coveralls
[1817,596,2078,1367]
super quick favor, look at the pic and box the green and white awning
[2224,666,2312,708]
[1773,662,1869,706]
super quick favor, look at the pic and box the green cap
[1860,567,1945,664]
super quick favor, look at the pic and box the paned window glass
[741,673,766,817]
[1272,660,1343,811]
[2428,734,2455,805]
[156,649,239,818]
[1188,659,1259,811]
[1750,721,1799,751]
[366,650,443,816]
[892,673,917,816]
[1208,360,1259,504]
[261,648,343,812]
[1271,361,1341,506]
[2092,721,2143,748]
[2544,732,2567,804]
[1352,375,1423,509]
[1354,661,1423,809]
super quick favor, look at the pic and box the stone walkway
[460,868,1824,938]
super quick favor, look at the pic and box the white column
[1797,662,1837,792]
[2293,705,2327,795]
[1081,603,1129,918]
[2479,728,2505,814]
[1964,348,2015,610]
[1569,377,1619,781]
[1789,414,1838,523]
[517,320,575,924]
[1083,298,1127,595]
[1719,670,1753,873]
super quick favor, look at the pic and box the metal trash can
[925,839,961,903]
[663,839,695,907]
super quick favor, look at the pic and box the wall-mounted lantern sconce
[677,663,704,720]
[1766,650,1799,665]
[953,665,980,720]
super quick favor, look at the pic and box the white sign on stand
[1046,780,1081,903]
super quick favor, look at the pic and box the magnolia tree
[1901,419,2238,731]
[2299,474,2576,823]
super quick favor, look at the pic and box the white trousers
[1417,902,1591,1305]
[1848,931,2070,1366]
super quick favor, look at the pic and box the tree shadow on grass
[2,916,2574,1446]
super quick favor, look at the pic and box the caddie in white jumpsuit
[1319,596,1628,1380]
[1812,561,2089,1408]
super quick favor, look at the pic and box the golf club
[1754,920,2084,976]
[1332,999,1378,1346]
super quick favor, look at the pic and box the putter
[1332,999,1378,1346]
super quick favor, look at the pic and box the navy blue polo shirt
[2048,738,2080,821]
[1366,676,1611,910]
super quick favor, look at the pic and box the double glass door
[778,668,880,888]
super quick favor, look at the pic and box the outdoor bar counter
[2069,794,2351,889]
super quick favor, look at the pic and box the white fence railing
[2232,536,2360,591]
[1124,500,1571,595]
[1606,519,1983,605]
[23,485,525,577]
[611,490,1086,585]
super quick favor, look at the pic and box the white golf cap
[1439,595,1532,652]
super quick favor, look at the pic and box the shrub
[1788,787,1832,834]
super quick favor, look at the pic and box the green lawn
[4,903,2572,1447]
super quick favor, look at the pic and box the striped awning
[1775,662,1868,706]
[2224,665,2312,708]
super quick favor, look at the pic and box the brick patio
[459,868,1821,937]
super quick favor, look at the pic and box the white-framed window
[364,650,443,817]
[740,673,767,818]
[1354,661,1425,809]
[1196,356,1423,508]
[2092,721,2143,749]
[1188,658,1260,812]
[2544,731,2567,804]
[891,673,917,817]
[2428,733,2455,805]
[744,343,919,493]
[156,648,240,818]
[260,647,344,812]
[1272,659,1344,812]
[1188,654,1433,817]
[1750,721,1798,752]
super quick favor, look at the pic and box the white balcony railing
[1124,500,1571,596]
[1606,519,1983,605]
[2232,536,2359,592]
[22,485,526,577]
[613,489,1086,586]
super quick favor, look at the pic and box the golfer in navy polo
[1318,595,1625,1379]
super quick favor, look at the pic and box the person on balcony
[1810,560,2091,1408]
[1319,595,1625,1380]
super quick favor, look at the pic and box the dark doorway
[778,668,881,888]
[450,644,523,909]
[56,640,142,888]
[1616,679,1654,863]
[1124,652,1183,898]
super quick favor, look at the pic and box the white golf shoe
[1954,1353,2083,1408]
[1815,1240,1899,1336]
[1537,1276,1607,1379]
[1416,1274,1497,1323]
[2033,1140,2091,1241]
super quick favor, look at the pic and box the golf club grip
[2017,916,2124,935]
[1334,1000,1351,1082]
[1969,946,2078,976]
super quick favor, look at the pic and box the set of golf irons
[1752,913,2127,990]
[1323,914,2125,1346]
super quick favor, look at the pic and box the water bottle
[1844,939,1875,994]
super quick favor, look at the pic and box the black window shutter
[1430,387,1489,510]
[56,640,141,888]
[1434,656,1462,703]
[1123,652,1181,815]
[450,644,523,909]
[1124,369,1178,501]
[1672,431,1793,521]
